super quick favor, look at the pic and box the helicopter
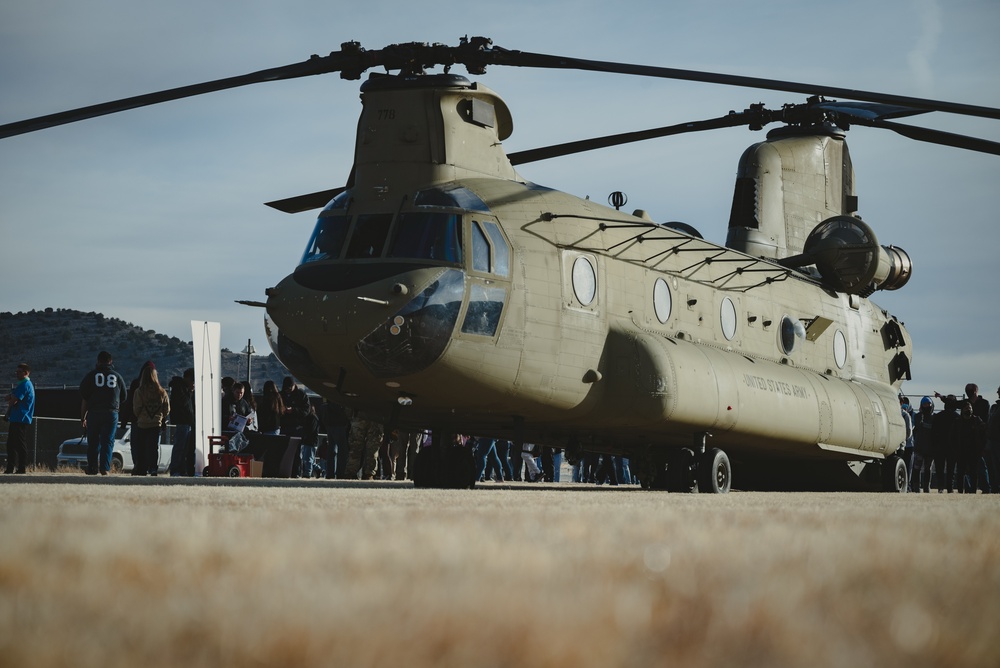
[4,38,999,492]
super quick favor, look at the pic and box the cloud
[907,0,943,93]
[902,348,1000,398]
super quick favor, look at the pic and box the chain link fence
[1,417,91,470]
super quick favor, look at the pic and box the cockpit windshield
[300,214,350,265]
[299,185,489,267]
[388,212,463,263]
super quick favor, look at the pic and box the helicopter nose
[355,268,465,377]
[264,266,465,391]
[264,272,391,377]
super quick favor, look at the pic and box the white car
[57,425,174,474]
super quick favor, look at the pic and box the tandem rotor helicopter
[5,37,999,492]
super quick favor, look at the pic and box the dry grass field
[1,476,998,668]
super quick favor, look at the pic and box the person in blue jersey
[5,363,35,474]
[79,351,128,475]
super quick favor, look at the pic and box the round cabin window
[572,256,597,306]
[834,329,848,368]
[720,297,737,341]
[780,316,796,354]
[653,278,672,324]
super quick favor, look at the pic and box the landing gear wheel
[697,447,731,494]
[881,455,908,493]
[666,448,695,493]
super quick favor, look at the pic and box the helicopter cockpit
[290,182,513,378]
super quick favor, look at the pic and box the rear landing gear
[881,454,908,493]
[662,433,731,494]
[697,447,732,494]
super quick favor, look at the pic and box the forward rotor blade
[486,47,1000,122]
[0,58,347,139]
[508,113,755,164]
[0,40,475,139]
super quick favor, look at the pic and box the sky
[1,0,997,399]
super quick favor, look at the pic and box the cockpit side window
[482,221,510,278]
[301,214,351,264]
[345,213,393,259]
[387,212,463,263]
[469,220,510,278]
[471,221,490,273]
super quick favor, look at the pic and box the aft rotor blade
[487,47,1000,122]
[811,101,929,121]
[265,187,346,214]
[866,120,1000,155]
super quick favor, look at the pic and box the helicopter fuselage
[263,73,912,475]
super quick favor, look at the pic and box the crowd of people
[6,353,998,490]
[2,350,613,481]
[210,372,638,484]
[899,383,1000,493]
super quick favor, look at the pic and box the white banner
[191,321,221,475]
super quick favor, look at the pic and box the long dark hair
[261,380,284,415]
[137,362,166,403]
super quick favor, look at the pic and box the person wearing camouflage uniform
[344,416,384,480]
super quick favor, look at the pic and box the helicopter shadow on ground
[0,475,646,492]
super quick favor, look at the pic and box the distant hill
[0,308,293,391]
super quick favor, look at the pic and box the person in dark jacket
[966,384,991,423]
[168,368,196,476]
[222,382,252,431]
[79,351,128,475]
[281,377,319,477]
[952,401,987,493]
[910,396,934,493]
[256,380,285,435]
[964,384,993,490]
[930,395,959,492]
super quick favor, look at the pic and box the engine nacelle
[783,216,912,295]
